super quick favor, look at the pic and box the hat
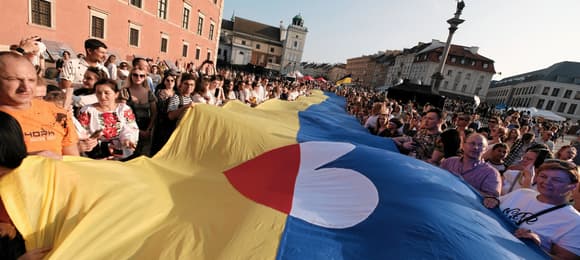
[389,118,403,129]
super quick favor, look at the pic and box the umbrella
[315,77,327,83]
[303,75,314,81]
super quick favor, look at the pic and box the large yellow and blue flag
[0,91,547,259]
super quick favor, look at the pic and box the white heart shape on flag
[290,141,379,229]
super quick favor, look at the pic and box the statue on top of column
[455,0,466,17]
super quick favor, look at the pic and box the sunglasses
[132,73,146,78]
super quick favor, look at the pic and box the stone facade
[486,61,580,121]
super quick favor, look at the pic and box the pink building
[0,0,223,65]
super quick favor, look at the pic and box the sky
[222,0,580,80]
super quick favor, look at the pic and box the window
[256,44,260,49]
[542,87,550,95]
[182,43,188,57]
[465,73,471,81]
[451,57,457,63]
[270,47,274,53]
[545,100,554,110]
[557,102,567,113]
[197,15,204,35]
[31,0,52,27]
[564,90,572,99]
[483,63,489,69]
[575,91,580,100]
[241,40,246,45]
[130,0,142,8]
[536,99,545,109]
[195,47,201,60]
[551,88,559,97]
[89,8,107,39]
[461,84,467,92]
[447,70,453,76]
[568,104,577,114]
[129,24,141,47]
[158,0,168,19]
[207,50,211,60]
[293,41,298,48]
[209,23,215,40]
[182,4,191,29]
[91,16,104,38]
[224,50,228,59]
[160,35,168,53]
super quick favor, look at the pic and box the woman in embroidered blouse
[483,160,580,259]
[77,79,139,159]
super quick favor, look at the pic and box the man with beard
[393,108,443,163]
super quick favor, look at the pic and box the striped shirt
[167,95,193,112]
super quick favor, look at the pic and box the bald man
[0,52,79,158]
[440,133,502,197]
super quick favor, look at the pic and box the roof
[416,42,496,73]
[232,16,280,43]
[221,19,234,31]
[492,61,580,87]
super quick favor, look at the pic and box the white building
[409,39,496,100]
[218,14,307,73]
[486,61,580,121]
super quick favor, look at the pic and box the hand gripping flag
[0,91,548,259]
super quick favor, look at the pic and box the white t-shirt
[32,41,47,66]
[502,168,536,195]
[364,115,378,129]
[499,189,580,255]
[61,58,109,89]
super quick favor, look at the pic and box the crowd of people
[0,36,325,259]
[338,86,580,258]
[0,35,579,259]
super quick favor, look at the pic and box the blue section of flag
[295,92,398,152]
[276,93,548,259]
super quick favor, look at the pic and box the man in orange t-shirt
[0,51,79,158]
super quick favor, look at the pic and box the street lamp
[431,0,466,94]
